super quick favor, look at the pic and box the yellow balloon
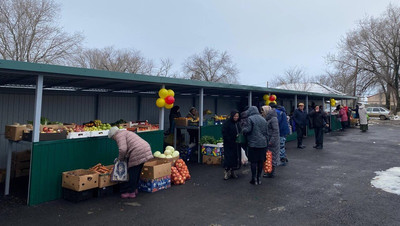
[265,100,270,105]
[167,89,175,97]
[263,94,269,101]
[156,98,165,108]
[270,100,277,105]
[165,103,174,109]
[158,88,168,98]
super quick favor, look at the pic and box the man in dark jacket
[308,105,329,149]
[270,103,290,165]
[293,103,308,149]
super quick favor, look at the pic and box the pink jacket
[113,130,153,168]
[339,108,348,122]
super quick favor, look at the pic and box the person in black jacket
[168,106,182,139]
[221,110,242,180]
[308,105,329,149]
[293,103,308,149]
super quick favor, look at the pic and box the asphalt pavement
[1,120,400,226]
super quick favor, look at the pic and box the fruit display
[213,115,227,121]
[153,146,180,159]
[90,163,113,174]
[264,151,273,173]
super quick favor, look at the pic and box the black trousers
[296,125,306,146]
[314,127,324,147]
[121,163,144,193]
[188,129,199,143]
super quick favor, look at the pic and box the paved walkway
[2,121,400,225]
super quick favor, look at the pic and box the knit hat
[108,126,119,138]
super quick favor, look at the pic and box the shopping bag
[236,133,247,144]
[110,158,129,182]
[241,148,248,165]
[263,150,273,173]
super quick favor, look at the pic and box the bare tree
[183,47,239,83]
[73,46,154,74]
[274,66,314,91]
[328,4,400,112]
[0,0,83,64]
[155,58,178,77]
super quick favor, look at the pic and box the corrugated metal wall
[0,93,35,169]
[0,92,242,168]
[98,96,137,123]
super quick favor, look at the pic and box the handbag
[235,124,247,144]
[110,158,129,182]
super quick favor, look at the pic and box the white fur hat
[108,126,119,138]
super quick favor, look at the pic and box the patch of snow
[371,167,400,195]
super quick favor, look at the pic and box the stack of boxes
[12,150,31,178]
[139,159,171,193]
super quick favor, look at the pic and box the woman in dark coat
[221,110,242,180]
[240,106,268,185]
[308,105,329,149]
[261,105,279,178]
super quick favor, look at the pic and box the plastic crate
[94,186,114,197]
[62,188,93,203]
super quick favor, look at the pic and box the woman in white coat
[358,104,368,132]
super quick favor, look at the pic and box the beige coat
[113,130,153,168]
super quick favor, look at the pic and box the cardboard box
[62,169,99,191]
[13,168,29,178]
[140,160,171,180]
[98,165,117,188]
[5,125,27,141]
[174,118,189,127]
[12,150,31,162]
[22,130,67,141]
[0,169,5,183]
[40,124,62,132]
[154,156,179,166]
[203,155,222,165]
[139,175,171,193]
[201,144,224,156]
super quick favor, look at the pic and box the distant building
[367,93,397,106]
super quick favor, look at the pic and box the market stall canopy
[276,83,347,96]
[0,60,356,99]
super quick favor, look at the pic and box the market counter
[28,130,163,206]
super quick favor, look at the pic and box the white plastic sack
[241,148,248,165]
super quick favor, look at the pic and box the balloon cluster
[156,88,175,109]
[330,98,336,107]
[263,94,277,106]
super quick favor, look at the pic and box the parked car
[366,107,391,120]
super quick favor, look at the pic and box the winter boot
[224,169,231,180]
[249,177,256,185]
[230,170,238,179]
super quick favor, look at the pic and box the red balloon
[165,96,175,105]
[269,95,276,101]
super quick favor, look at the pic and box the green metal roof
[0,59,356,99]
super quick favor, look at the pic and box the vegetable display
[171,159,191,185]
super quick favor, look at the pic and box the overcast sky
[55,0,396,87]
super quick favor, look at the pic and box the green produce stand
[28,130,163,206]
[200,124,223,140]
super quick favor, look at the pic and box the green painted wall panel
[29,130,164,206]
[137,130,164,153]
[200,125,223,140]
